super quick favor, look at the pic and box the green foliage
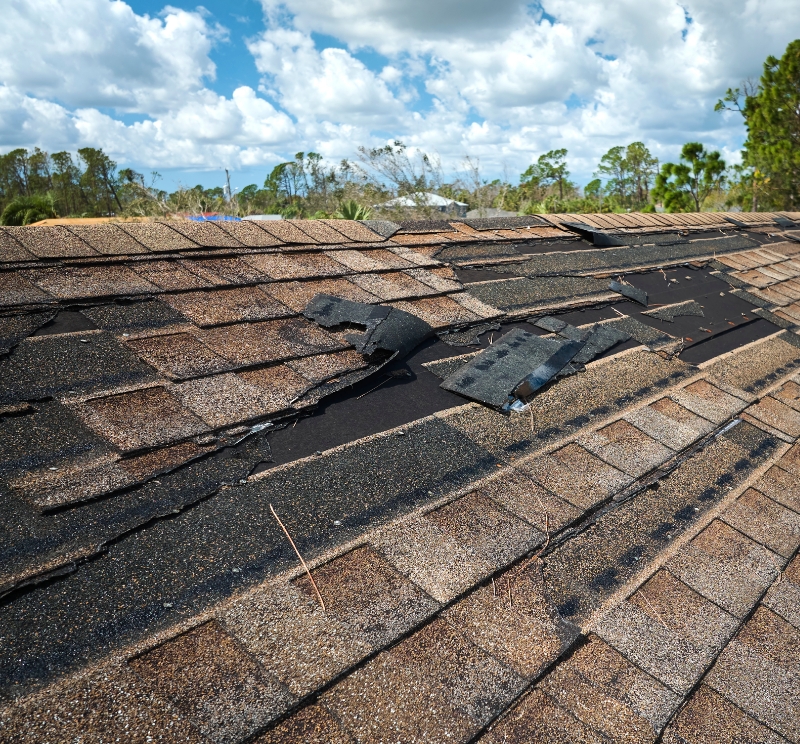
[717,39,800,210]
[1,194,57,225]
[594,142,658,209]
[333,200,372,220]
[521,149,571,200]
[652,142,726,211]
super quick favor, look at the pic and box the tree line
[1,39,797,224]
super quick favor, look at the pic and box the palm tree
[333,200,372,220]
[1,194,57,225]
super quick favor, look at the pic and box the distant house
[376,191,468,217]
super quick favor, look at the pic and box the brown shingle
[0,665,206,744]
[117,222,198,252]
[0,272,54,306]
[594,570,739,693]
[126,332,232,380]
[128,259,214,291]
[66,224,150,255]
[442,561,578,678]
[242,252,351,280]
[475,468,581,533]
[482,689,604,744]
[162,287,293,327]
[253,220,315,244]
[744,395,800,437]
[624,397,715,451]
[292,546,439,649]
[319,219,383,242]
[172,372,295,427]
[158,220,243,248]
[538,636,680,740]
[25,265,158,300]
[291,220,351,244]
[577,419,674,477]
[0,228,36,262]
[129,620,293,744]
[706,607,800,741]
[264,277,379,312]
[237,364,313,409]
[754,464,800,512]
[212,220,283,247]
[516,442,630,509]
[76,386,209,451]
[286,349,368,383]
[5,225,98,258]
[201,317,345,367]
[321,618,525,744]
[662,684,787,744]
[404,267,462,292]
[374,492,542,602]
[722,488,800,557]
[178,257,269,284]
[348,271,438,300]
[667,519,782,617]
[327,248,414,272]
[671,379,747,423]
[253,705,352,744]
[387,296,481,328]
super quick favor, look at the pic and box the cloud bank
[1,0,798,184]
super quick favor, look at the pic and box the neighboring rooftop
[2,211,800,742]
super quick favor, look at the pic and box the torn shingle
[304,294,433,358]
[642,299,705,322]
[440,328,584,410]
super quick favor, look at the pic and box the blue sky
[2,0,799,194]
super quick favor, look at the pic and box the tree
[333,199,372,220]
[716,40,800,210]
[652,143,726,212]
[521,149,570,199]
[594,142,658,209]
[78,148,122,214]
[1,194,57,225]
[596,146,629,203]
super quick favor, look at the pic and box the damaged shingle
[439,328,584,410]
[642,300,705,322]
[304,294,433,359]
[610,279,648,306]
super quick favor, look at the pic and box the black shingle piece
[0,400,112,482]
[0,310,55,352]
[498,234,760,277]
[642,299,705,322]
[0,332,159,404]
[0,417,497,693]
[361,220,400,238]
[440,328,580,408]
[610,279,648,306]
[466,277,609,312]
[81,299,188,333]
[397,219,457,233]
[433,242,521,264]
[304,293,433,358]
[462,216,549,230]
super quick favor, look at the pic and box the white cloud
[1,0,799,184]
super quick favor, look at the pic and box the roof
[2,211,800,742]
[378,192,469,208]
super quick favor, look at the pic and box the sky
[2,0,799,194]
